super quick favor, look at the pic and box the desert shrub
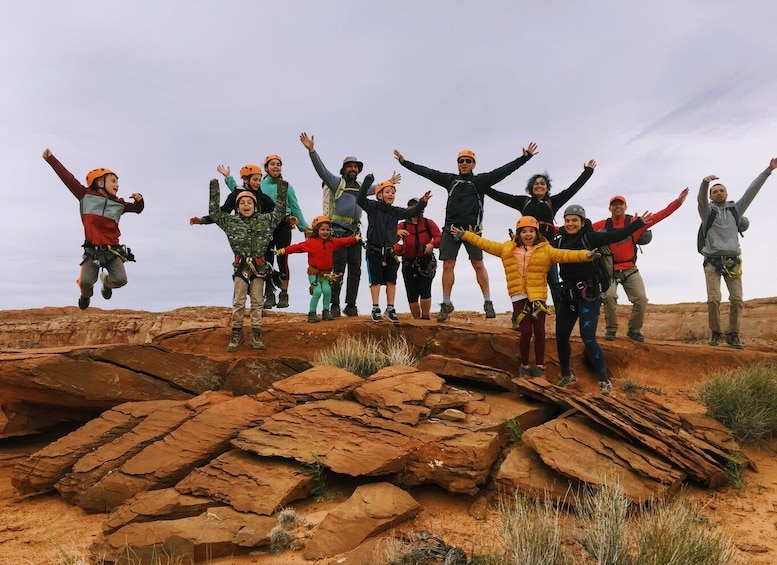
[504,419,523,443]
[302,452,328,500]
[634,498,734,565]
[497,492,566,565]
[314,333,417,378]
[269,524,293,554]
[579,481,631,565]
[699,361,777,443]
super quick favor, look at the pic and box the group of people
[42,141,777,391]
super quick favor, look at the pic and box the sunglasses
[457,158,474,164]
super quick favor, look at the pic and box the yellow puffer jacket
[462,232,591,301]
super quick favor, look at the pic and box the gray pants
[78,254,127,298]
[704,261,743,334]
[232,276,265,330]
[604,268,648,333]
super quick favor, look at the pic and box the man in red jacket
[592,188,688,342]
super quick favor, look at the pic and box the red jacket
[283,236,357,272]
[45,155,144,246]
[592,198,682,271]
[396,217,441,259]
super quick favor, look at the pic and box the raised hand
[703,175,719,183]
[421,190,433,202]
[585,159,597,169]
[390,171,402,185]
[677,187,690,205]
[189,216,203,225]
[300,132,315,152]
[523,142,539,157]
[217,165,230,177]
[393,149,405,163]
[42,148,52,160]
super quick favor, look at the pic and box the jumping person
[554,205,652,393]
[482,160,597,307]
[42,148,144,310]
[698,157,777,349]
[396,197,442,320]
[592,188,688,342]
[357,175,431,323]
[394,143,538,321]
[275,216,357,323]
[207,178,288,352]
[451,216,596,378]
[300,132,387,317]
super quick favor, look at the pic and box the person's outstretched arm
[549,160,596,210]
[300,132,341,189]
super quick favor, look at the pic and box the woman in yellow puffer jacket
[451,217,595,378]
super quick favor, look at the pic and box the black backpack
[582,233,614,291]
[697,205,744,254]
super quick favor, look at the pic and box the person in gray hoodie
[698,156,777,349]
[300,132,398,317]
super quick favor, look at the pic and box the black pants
[331,242,362,307]
[263,219,293,294]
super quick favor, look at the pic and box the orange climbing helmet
[457,149,476,163]
[311,215,332,231]
[234,191,257,212]
[263,154,282,168]
[375,181,395,197]
[85,167,115,187]
[239,164,262,178]
[515,216,539,231]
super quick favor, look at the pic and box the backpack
[604,215,652,264]
[582,233,614,291]
[697,205,745,255]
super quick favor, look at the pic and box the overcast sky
[2,1,776,317]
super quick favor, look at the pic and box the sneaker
[437,302,455,322]
[627,330,645,342]
[321,309,333,321]
[604,330,616,341]
[100,272,112,300]
[263,292,276,309]
[371,308,383,322]
[276,291,289,308]
[226,329,244,352]
[599,380,614,394]
[725,332,745,350]
[307,312,321,323]
[557,374,578,388]
[386,308,400,324]
[484,300,496,319]
[708,331,723,346]
[249,328,265,350]
[78,295,90,311]
[343,304,359,317]
[519,365,532,378]
[330,304,342,318]
[529,365,546,378]
[420,315,431,320]
[511,314,521,331]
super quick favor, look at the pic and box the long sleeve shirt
[357,180,427,248]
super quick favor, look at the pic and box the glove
[587,248,601,259]
[273,247,286,256]
[363,173,375,187]
[354,232,362,243]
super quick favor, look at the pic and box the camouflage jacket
[209,179,288,259]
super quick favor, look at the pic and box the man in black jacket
[394,143,537,321]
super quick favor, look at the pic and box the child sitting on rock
[274,216,357,323]
[451,216,596,378]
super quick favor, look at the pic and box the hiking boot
[604,330,616,341]
[321,309,333,321]
[78,295,90,311]
[307,311,321,323]
[343,304,359,317]
[437,302,454,322]
[708,331,723,346]
[226,329,244,352]
[100,272,112,300]
[725,332,744,350]
[557,374,578,388]
[484,300,496,319]
[249,328,265,350]
[276,291,289,308]
[330,304,341,318]
[386,308,400,324]
[371,307,383,322]
[263,292,276,309]
[627,330,645,342]
[599,380,614,394]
